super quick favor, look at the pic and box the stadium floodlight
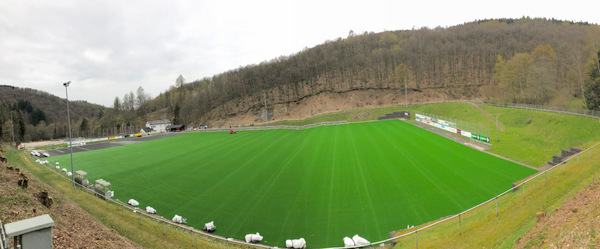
[63,81,75,187]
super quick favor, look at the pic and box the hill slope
[0,147,139,248]
[0,85,106,142]
[140,18,599,127]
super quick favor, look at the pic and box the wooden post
[522,183,525,200]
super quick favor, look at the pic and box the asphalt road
[43,132,183,157]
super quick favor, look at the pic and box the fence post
[191,229,194,247]
[163,222,166,235]
[140,212,142,225]
[495,197,498,215]
[562,162,565,175]
[522,183,525,200]
[545,171,547,185]
[415,231,418,249]
[577,155,579,165]
[459,214,462,235]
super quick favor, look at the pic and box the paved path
[43,133,183,157]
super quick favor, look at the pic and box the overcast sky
[1,0,598,107]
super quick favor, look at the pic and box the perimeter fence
[483,101,600,120]
[414,111,492,145]
[31,141,599,248]
[25,126,599,249]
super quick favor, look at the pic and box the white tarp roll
[172,215,183,223]
[343,236,355,247]
[245,233,263,243]
[203,221,216,232]
[352,234,370,246]
[145,206,156,214]
[128,199,139,206]
[286,238,306,248]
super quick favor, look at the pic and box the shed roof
[4,214,54,237]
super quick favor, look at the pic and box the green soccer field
[50,120,536,247]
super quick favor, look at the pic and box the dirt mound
[0,154,140,248]
[514,178,600,247]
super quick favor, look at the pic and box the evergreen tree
[585,50,600,110]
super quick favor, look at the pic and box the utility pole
[10,110,15,146]
[264,90,268,126]
[63,81,75,187]
[490,113,504,142]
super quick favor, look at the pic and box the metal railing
[34,157,271,249]
[29,138,599,249]
[321,142,598,249]
[483,102,600,120]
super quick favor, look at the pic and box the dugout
[94,179,113,200]
[74,170,89,187]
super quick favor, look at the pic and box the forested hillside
[2,18,600,142]
[0,85,105,142]
[140,18,600,127]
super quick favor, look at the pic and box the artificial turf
[50,120,536,247]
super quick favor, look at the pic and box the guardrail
[321,142,598,249]
[34,157,272,249]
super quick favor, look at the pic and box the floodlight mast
[64,81,75,187]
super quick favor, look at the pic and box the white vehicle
[30,150,40,157]
[42,152,50,157]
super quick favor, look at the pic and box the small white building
[145,119,171,133]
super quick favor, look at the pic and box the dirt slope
[0,148,140,248]
[514,178,600,248]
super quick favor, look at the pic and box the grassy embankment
[3,148,255,249]
[272,102,600,168]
